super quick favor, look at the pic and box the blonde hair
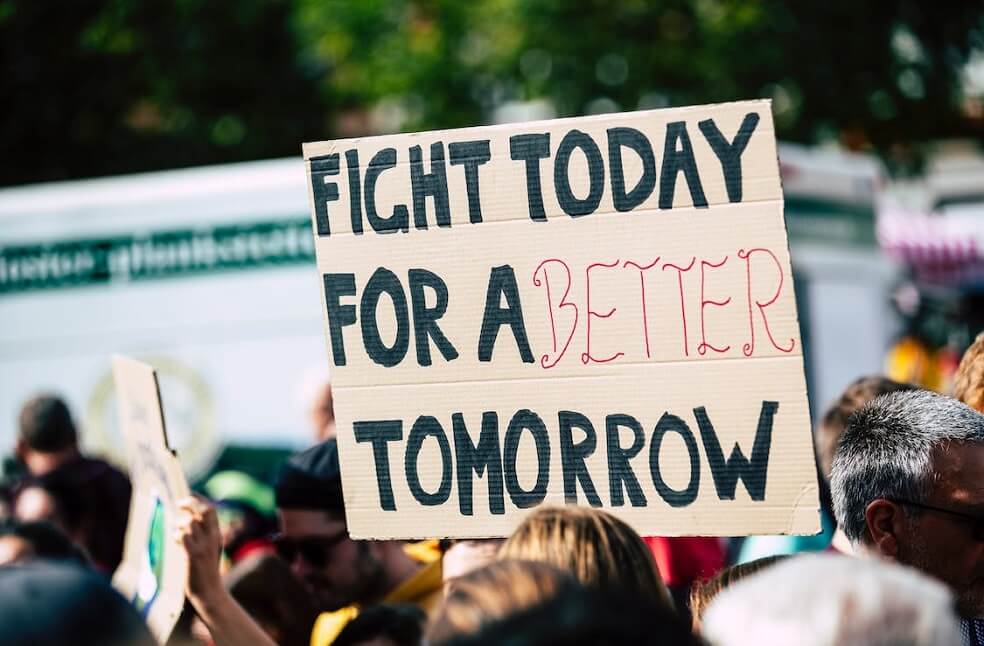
[955,332,984,413]
[499,506,672,607]
[427,559,575,644]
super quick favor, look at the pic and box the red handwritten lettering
[697,256,732,355]
[661,257,696,357]
[622,258,660,359]
[738,248,795,356]
[582,259,625,365]
[533,259,579,369]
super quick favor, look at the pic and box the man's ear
[864,498,906,558]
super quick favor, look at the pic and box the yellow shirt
[310,543,443,646]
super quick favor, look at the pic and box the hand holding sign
[175,496,223,602]
[175,495,278,646]
[304,100,819,539]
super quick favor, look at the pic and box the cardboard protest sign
[304,100,820,539]
[111,355,190,644]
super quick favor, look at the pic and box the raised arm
[176,496,278,646]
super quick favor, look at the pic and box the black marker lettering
[694,401,776,501]
[354,420,403,511]
[309,154,339,236]
[449,140,492,224]
[698,112,760,203]
[453,412,505,515]
[510,133,551,221]
[659,122,708,209]
[409,142,451,229]
[558,410,602,506]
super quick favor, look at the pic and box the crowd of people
[2,332,984,645]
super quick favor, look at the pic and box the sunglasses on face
[888,498,984,541]
[272,530,349,568]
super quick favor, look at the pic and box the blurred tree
[0,0,325,186]
[294,0,984,169]
[290,0,519,133]
[1,0,982,186]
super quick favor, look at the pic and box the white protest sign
[304,100,820,539]
[111,355,190,644]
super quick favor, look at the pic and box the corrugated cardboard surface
[304,100,820,539]
[111,356,190,644]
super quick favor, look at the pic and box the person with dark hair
[14,481,85,546]
[0,519,89,566]
[272,438,441,643]
[332,604,425,646]
[13,393,131,573]
[17,394,77,459]
[830,389,984,644]
[441,581,701,646]
[0,561,156,646]
[178,438,442,646]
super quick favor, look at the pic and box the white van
[0,158,327,480]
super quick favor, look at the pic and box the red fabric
[644,536,726,587]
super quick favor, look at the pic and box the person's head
[831,389,984,616]
[14,458,129,574]
[955,332,984,414]
[13,484,82,542]
[701,554,961,646]
[440,539,504,594]
[499,505,672,608]
[0,561,156,646]
[688,555,786,631]
[16,395,78,473]
[440,582,700,646]
[815,376,915,480]
[428,559,576,643]
[274,438,406,611]
[0,520,88,566]
[333,603,426,646]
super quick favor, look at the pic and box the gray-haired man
[831,389,984,645]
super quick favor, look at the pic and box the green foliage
[0,0,323,186]
[1,0,981,186]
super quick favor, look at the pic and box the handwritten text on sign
[304,100,819,539]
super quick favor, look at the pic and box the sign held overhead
[304,100,820,539]
[111,355,191,643]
